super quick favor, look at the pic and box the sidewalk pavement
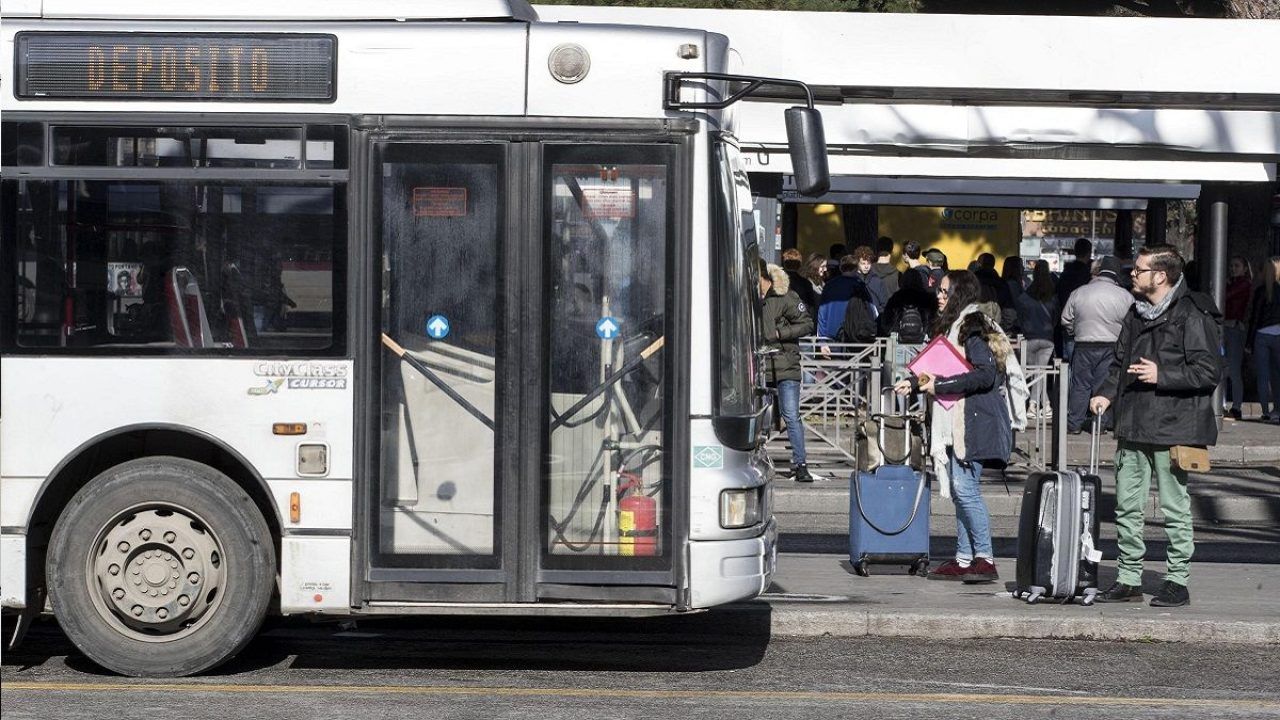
[737,553,1280,645]
[757,428,1280,645]
[1065,414,1280,465]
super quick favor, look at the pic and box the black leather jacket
[1097,283,1222,447]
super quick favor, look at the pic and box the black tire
[47,457,274,677]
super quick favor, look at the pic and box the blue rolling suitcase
[849,416,931,577]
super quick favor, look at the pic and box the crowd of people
[775,236,1280,428]
[761,235,1280,606]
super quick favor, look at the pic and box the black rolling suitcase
[1013,422,1104,605]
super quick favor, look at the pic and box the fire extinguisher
[616,472,657,557]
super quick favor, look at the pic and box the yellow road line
[4,682,1279,709]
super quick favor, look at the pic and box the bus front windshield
[711,140,763,426]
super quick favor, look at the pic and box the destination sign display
[15,33,336,102]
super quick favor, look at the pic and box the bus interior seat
[164,267,214,348]
[226,307,249,348]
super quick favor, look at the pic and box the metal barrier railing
[767,334,1070,475]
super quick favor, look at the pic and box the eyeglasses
[1132,267,1159,276]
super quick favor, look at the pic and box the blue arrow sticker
[595,316,621,340]
[425,314,451,340]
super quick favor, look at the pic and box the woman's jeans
[948,448,992,561]
[776,379,806,466]
[1025,338,1054,408]
[1222,325,1246,412]
[1256,332,1280,418]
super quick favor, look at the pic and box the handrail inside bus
[548,336,664,432]
[381,333,495,431]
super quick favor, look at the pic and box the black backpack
[838,296,878,343]
[895,304,926,344]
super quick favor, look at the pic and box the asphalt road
[4,613,1279,719]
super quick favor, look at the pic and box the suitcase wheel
[910,558,929,578]
[1079,589,1098,607]
[1027,592,1043,605]
[855,560,870,577]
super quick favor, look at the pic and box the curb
[774,485,1280,525]
[754,604,1280,645]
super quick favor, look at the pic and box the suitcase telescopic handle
[1088,412,1102,476]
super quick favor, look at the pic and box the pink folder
[906,335,973,410]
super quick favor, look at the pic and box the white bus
[0,0,828,676]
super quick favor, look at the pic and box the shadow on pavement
[2,606,774,677]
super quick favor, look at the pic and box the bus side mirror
[785,107,830,197]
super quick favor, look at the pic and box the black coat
[1096,283,1222,447]
[877,287,937,339]
[1247,285,1280,349]
[932,313,1013,465]
[761,288,814,384]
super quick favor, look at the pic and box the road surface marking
[4,682,1278,708]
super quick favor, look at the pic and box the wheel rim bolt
[178,595,190,607]
[117,542,130,553]
[182,548,195,560]
[131,605,143,616]
[164,532,176,544]
[169,581,177,589]
[112,588,125,600]
[157,608,169,619]
[140,529,152,540]
[189,573,200,585]
[108,564,120,576]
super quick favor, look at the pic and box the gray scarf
[1135,277,1184,321]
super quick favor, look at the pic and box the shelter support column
[1115,209,1133,260]
[841,205,878,250]
[1209,197,1228,422]
[1147,200,1167,246]
[781,202,798,253]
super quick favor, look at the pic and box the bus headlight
[720,488,761,529]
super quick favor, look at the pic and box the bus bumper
[1,535,25,609]
[687,518,777,609]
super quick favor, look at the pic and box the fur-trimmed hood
[767,263,791,296]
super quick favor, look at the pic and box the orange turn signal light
[289,492,301,524]
[273,423,307,436]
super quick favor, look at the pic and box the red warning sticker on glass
[413,187,467,217]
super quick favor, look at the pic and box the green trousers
[1114,441,1195,587]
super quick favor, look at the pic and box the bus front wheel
[47,457,274,677]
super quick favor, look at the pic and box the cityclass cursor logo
[248,379,285,396]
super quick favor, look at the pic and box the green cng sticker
[693,445,724,469]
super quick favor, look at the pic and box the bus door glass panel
[376,143,504,566]
[542,146,672,570]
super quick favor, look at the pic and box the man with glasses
[1090,245,1222,608]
